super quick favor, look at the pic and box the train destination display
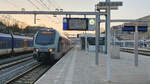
[63,18,94,31]
[68,18,88,30]
[63,18,88,30]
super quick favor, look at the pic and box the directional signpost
[96,0,122,82]
[122,25,148,66]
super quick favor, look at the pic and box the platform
[35,45,150,84]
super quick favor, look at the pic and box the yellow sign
[89,19,95,25]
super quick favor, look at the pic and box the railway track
[0,53,32,65]
[120,47,150,56]
[8,65,51,84]
[0,54,39,84]
[0,53,52,84]
[0,56,33,70]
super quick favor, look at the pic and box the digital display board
[68,18,88,30]
[63,18,88,30]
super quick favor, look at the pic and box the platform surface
[35,45,150,84]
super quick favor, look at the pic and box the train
[0,33,33,56]
[33,28,72,64]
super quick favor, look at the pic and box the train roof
[39,28,56,32]
[13,35,33,40]
[0,33,11,37]
[0,33,32,40]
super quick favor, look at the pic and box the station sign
[122,26,148,32]
[98,2,123,6]
[63,18,96,31]
[96,1,122,11]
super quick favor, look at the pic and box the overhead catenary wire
[39,0,62,24]
[39,0,50,10]
[27,0,40,10]
[1,0,28,27]
[46,0,57,9]
[35,0,49,10]
[27,0,54,26]
[6,0,18,8]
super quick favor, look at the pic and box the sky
[0,0,150,33]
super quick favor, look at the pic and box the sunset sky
[0,0,150,33]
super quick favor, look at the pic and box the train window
[0,41,2,48]
[21,42,24,47]
[6,41,9,48]
[21,42,23,47]
[16,42,18,47]
[18,42,20,47]
[58,37,62,52]
[35,31,55,45]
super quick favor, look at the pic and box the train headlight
[49,49,54,52]
[35,48,39,52]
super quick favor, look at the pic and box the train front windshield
[35,31,55,45]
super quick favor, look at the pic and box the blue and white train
[33,28,72,64]
[0,33,33,56]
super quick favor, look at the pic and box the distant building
[111,15,150,40]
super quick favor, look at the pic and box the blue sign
[88,18,95,31]
[122,26,135,31]
[138,26,148,32]
[63,18,68,30]
[122,26,148,32]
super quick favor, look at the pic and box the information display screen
[67,18,88,30]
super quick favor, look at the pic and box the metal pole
[85,31,88,52]
[34,14,36,24]
[84,15,88,52]
[134,25,138,66]
[95,14,100,65]
[106,0,111,82]
[105,20,107,54]
[114,31,116,46]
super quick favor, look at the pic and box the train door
[58,37,61,52]
[24,39,28,50]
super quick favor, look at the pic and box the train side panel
[0,35,12,55]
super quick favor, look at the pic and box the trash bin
[111,45,120,59]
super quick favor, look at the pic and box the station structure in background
[1,0,150,82]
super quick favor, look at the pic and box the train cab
[33,28,72,64]
[33,29,60,63]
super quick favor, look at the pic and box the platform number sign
[88,18,95,31]
[89,19,95,25]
